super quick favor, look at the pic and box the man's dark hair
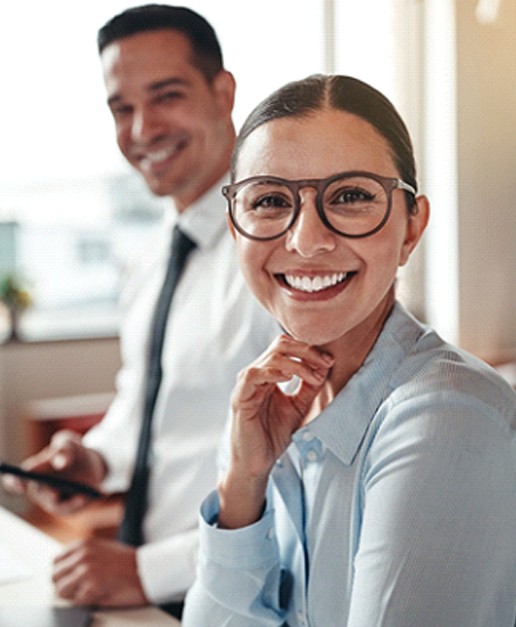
[97,4,224,81]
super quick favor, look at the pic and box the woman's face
[231,108,428,350]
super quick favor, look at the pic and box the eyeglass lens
[231,174,390,239]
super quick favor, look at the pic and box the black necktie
[118,225,196,546]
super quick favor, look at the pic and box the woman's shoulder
[386,329,516,431]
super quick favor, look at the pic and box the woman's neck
[303,293,395,425]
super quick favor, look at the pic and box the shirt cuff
[199,490,278,570]
[136,528,199,603]
[82,431,132,494]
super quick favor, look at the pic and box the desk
[0,507,179,626]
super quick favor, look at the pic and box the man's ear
[399,194,430,266]
[212,69,236,117]
[226,210,237,240]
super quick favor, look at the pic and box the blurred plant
[0,274,32,310]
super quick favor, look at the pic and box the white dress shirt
[84,176,280,603]
[184,303,516,626]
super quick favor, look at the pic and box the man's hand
[52,537,148,607]
[1,430,106,515]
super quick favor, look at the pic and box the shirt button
[296,609,306,624]
[306,449,318,463]
[266,527,275,540]
[302,431,314,442]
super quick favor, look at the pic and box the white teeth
[145,146,177,163]
[148,149,171,162]
[284,272,349,293]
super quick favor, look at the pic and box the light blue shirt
[183,303,516,626]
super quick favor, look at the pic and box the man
[3,4,277,618]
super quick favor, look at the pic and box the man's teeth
[143,146,178,164]
[284,272,349,293]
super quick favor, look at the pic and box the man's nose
[285,190,336,257]
[131,107,163,143]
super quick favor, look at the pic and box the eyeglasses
[223,170,416,241]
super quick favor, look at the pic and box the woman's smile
[232,107,426,349]
[275,270,356,300]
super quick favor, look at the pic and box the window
[0,0,400,341]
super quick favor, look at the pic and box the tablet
[0,462,101,499]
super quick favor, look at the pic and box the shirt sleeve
[136,527,199,603]
[347,390,516,627]
[82,247,155,494]
[82,368,141,494]
[182,490,287,627]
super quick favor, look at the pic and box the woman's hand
[218,334,334,529]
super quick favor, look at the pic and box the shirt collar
[305,302,427,466]
[163,172,230,250]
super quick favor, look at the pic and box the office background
[1,0,515,510]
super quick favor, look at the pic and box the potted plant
[0,274,32,342]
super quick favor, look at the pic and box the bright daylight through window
[0,1,395,341]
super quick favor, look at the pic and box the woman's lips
[275,271,356,300]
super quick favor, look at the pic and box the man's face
[101,29,235,210]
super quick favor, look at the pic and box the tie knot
[172,225,196,263]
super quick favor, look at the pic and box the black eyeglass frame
[222,170,417,241]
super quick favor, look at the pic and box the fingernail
[53,453,66,469]
[321,353,334,365]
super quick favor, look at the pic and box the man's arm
[52,527,200,608]
[52,537,146,607]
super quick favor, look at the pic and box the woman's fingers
[219,336,334,528]
[230,334,334,463]
[236,334,334,397]
[264,334,334,369]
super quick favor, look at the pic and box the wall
[455,0,516,360]
[421,0,516,362]
[1,1,515,514]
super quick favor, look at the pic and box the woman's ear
[399,195,430,266]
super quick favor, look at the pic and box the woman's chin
[281,322,339,348]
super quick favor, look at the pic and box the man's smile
[136,137,189,171]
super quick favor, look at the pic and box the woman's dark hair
[97,4,223,82]
[233,75,418,204]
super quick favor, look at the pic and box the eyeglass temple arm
[396,179,417,196]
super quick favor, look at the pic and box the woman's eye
[333,187,374,204]
[252,194,290,209]
[247,192,292,215]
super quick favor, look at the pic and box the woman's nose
[285,191,336,257]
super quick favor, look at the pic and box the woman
[183,75,516,626]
